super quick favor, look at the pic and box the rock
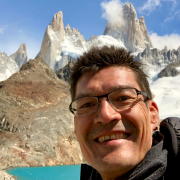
[56,59,75,82]
[0,170,15,180]
[89,34,95,40]
[103,2,153,52]
[158,61,180,78]
[0,56,84,168]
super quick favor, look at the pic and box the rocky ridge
[0,56,83,170]
[134,44,180,79]
[158,60,180,78]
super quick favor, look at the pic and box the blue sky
[0,0,180,59]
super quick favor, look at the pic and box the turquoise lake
[7,165,81,180]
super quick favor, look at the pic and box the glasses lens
[109,88,137,109]
[71,97,98,116]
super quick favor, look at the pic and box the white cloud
[139,0,178,14]
[164,16,174,22]
[138,0,161,14]
[164,9,180,22]
[150,32,180,50]
[175,10,180,14]
[0,28,4,34]
[101,0,125,27]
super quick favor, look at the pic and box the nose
[94,98,122,124]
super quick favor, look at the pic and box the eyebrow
[75,84,136,100]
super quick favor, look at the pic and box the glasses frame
[69,88,150,116]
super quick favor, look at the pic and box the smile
[96,133,129,143]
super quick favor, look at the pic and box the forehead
[75,66,140,99]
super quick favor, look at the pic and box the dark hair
[69,45,152,101]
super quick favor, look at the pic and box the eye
[79,102,96,109]
[116,96,132,101]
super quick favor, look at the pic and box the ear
[148,100,159,131]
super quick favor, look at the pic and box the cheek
[129,103,153,152]
[74,116,91,146]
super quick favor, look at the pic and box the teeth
[97,134,128,142]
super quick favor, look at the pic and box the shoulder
[160,117,180,179]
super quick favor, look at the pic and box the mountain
[133,43,180,119]
[0,56,83,168]
[134,43,180,80]
[10,43,28,69]
[37,12,126,71]
[103,2,153,52]
[0,52,18,81]
[0,43,28,81]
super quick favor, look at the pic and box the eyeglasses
[69,88,150,117]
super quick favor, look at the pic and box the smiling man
[69,46,180,180]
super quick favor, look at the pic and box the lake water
[7,165,81,180]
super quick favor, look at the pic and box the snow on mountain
[61,34,126,61]
[37,11,126,71]
[150,75,180,119]
[0,52,19,81]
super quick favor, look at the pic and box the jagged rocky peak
[89,34,95,40]
[17,43,26,53]
[50,11,64,33]
[0,44,28,81]
[123,2,137,19]
[10,43,28,69]
[103,2,153,52]
[163,45,168,51]
[37,11,65,70]
[65,24,71,30]
[65,24,85,40]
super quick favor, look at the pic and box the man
[69,46,180,180]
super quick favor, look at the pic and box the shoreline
[0,170,16,180]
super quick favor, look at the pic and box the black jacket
[80,117,180,180]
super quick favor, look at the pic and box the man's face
[74,66,159,179]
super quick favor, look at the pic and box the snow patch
[150,75,180,119]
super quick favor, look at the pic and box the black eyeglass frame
[69,88,150,116]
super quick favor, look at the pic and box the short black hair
[69,45,152,101]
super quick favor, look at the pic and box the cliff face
[103,3,153,52]
[0,57,83,169]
